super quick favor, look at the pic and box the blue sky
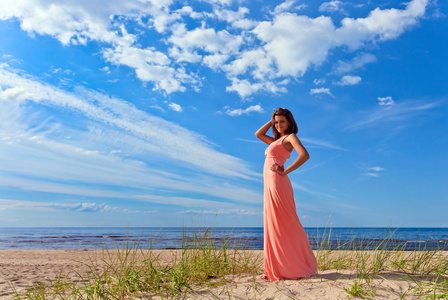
[0,0,447,228]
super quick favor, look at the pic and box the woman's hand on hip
[270,163,286,175]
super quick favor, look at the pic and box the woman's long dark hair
[272,108,298,140]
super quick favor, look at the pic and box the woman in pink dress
[255,108,317,282]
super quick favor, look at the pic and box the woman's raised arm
[255,120,275,145]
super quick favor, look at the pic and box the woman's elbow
[303,152,310,161]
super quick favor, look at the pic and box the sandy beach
[1,249,447,299]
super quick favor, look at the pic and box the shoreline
[2,249,447,299]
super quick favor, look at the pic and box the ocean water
[0,227,447,251]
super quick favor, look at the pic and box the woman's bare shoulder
[285,133,299,141]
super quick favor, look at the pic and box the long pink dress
[263,135,317,281]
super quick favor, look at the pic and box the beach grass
[315,227,448,299]
[8,227,448,299]
[9,226,263,299]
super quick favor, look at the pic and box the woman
[255,108,317,282]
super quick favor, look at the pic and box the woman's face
[274,115,290,135]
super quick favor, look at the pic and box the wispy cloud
[0,65,257,180]
[0,199,158,214]
[348,99,440,130]
[310,87,334,97]
[224,104,264,117]
[333,53,377,74]
[0,65,264,213]
[301,137,346,151]
[362,166,385,178]
[319,1,346,14]
[334,75,362,86]
[179,209,262,215]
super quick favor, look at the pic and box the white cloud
[226,78,287,98]
[0,199,158,214]
[301,137,345,151]
[335,0,428,49]
[223,48,275,80]
[224,104,264,117]
[179,209,261,215]
[366,167,383,177]
[333,53,377,74]
[310,87,333,96]
[313,78,326,85]
[0,0,196,94]
[348,99,440,130]
[168,102,183,112]
[168,24,243,62]
[253,14,337,77]
[0,65,258,181]
[334,75,362,86]
[0,0,429,98]
[243,0,426,96]
[0,67,267,210]
[103,45,191,93]
[378,96,395,106]
[271,0,308,15]
[319,1,345,13]
[100,66,111,74]
[203,54,229,70]
[213,7,256,29]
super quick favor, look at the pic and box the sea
[1,227,447,251]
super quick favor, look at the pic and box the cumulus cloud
[238,0,426,96]
[334,75,362,86]
[335,0,428,49]
[103,45,191,93]
[168,102,183,112]
[0,0,429,97]
[224,104,264,116]
[0,0,196,94]
[168,24,243,62]
[213,7,257,29]
[253,14,337,78]
[378,96,395,106]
